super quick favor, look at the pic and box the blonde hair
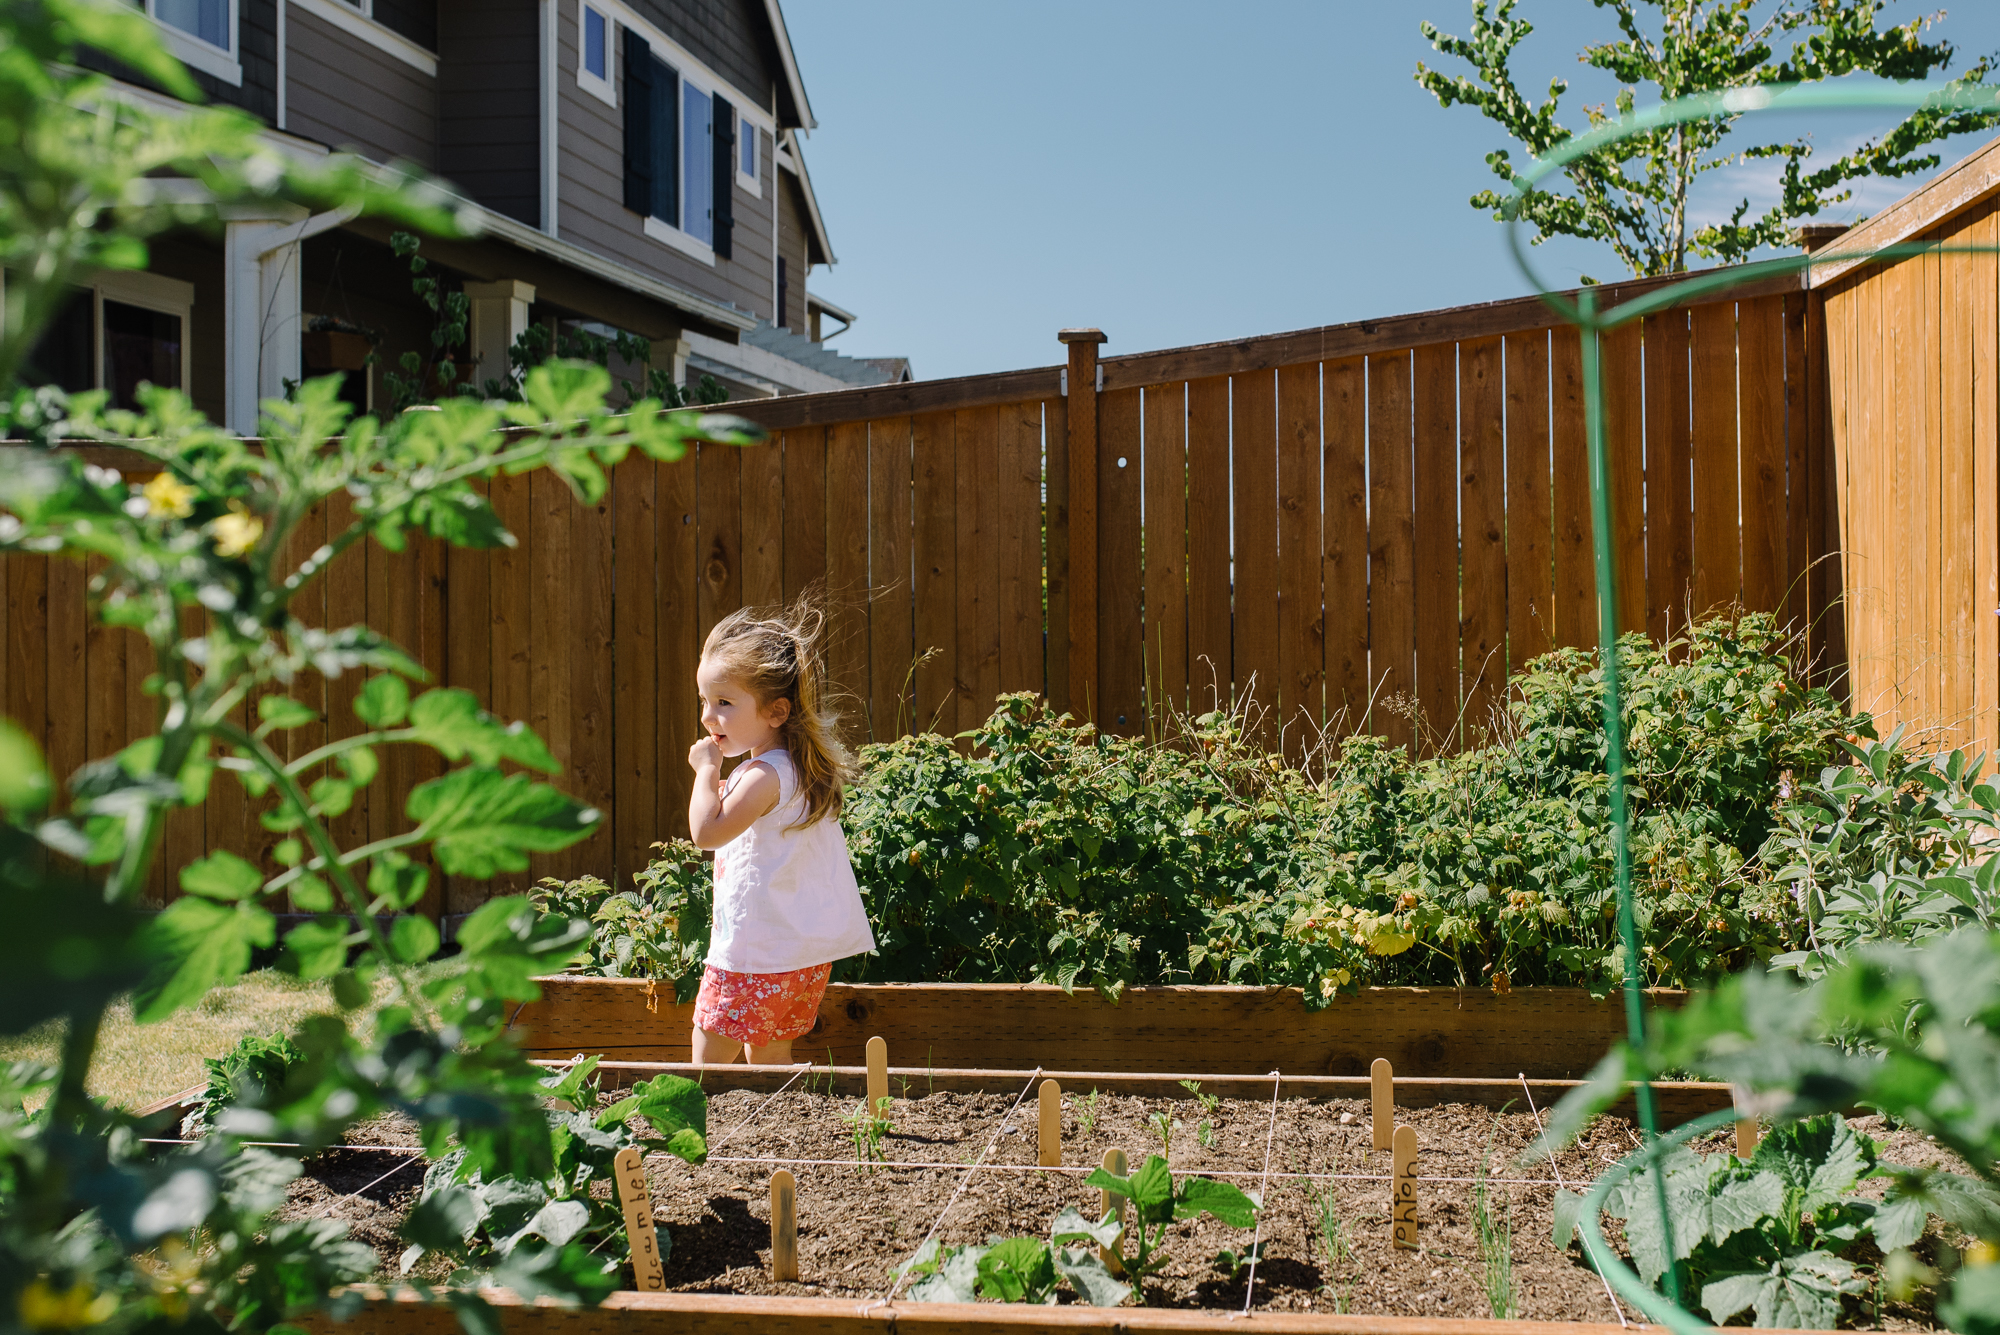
[700,591,853,829]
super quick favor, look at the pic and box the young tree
[1415,0,2000,278]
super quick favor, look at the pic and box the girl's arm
[687,742,781,849]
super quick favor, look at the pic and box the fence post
[1059,329,1106,724]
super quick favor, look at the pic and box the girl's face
[696,659,791,757]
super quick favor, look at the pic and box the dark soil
[281,1092,1962,1324]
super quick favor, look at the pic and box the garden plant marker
[612,1146,665,1291]
[1098,1147,1128,1276]
[1370,1057,1393,1151]
[770,1168,798,1282]
[1391,1125,1419,1250]
[866,1035,888,1111]
[1731,1085,1760,1159]
[1497,77,2000,1335]
[1039,1079,1062,1167]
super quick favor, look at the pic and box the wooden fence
[1817,134,2000,759]
[0,263,1835,914]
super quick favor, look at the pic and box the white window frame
[733,109,760,198]
[94,271,196,399]
[290,0,437,74]
[575,1,615,106]
[644,214,715,267]
[141,0,241,86]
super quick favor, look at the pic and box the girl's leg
[691,1025,743,1065]
[746,1038,793,1065]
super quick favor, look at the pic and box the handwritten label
[1391,1125,1420,1250]
[614,1146,666,1290]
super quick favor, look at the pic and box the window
[136,0,239,83]
[20,273,193,408]
[583,6,606,79]
[621,32,735,261]
[734,108,760,197]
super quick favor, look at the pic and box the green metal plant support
[1503,77,2000,1330]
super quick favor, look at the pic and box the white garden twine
[1234,1069,1284,1319]
[1521,1072,1628,1328]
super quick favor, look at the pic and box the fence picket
[997,402,1045,704]
[1096,389,1144,734]
[1738,296,1787,620]
[1323,357,1368,734]
[611,458,658,910]
[909,413,957,734]
[1458,336,1507,741]
[1600,322,1648,635]
[1186,376,1232,712]
[1276,361,1322,757]
[1230,372,1279,748]
[1367,353,1415,752]
[868,416,914,739]
[1412,343,1457,753]
[954,405,1002,735]
[1690,301,1742,619]
[1143,384,1189,720]
[1505,333,1553,670]
[825,422,870,747]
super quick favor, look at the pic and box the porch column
[462,279,536,394]
[649,331,691,393]
[222,203,353,434]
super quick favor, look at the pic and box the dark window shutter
[711,94,735,259]
[622,32,653,215]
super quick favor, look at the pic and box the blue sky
[784,1,2000,381]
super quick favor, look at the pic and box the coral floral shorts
[692,962,832,1047]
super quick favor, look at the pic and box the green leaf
[134,898,275,1023]
[340,744,379,787]
[368,852,429,910]
[1750,1114,1874,1216]
[390,914,440,964]
[308,776,354,817]
[406,689,559,772]
[290,874,335,914]
[1052,1245,1130,1307]
[1552,1187,1586,1249]
[1049,1205,1124,1250]
[1128,1155,1174,1214]
[627,1072,708,1142]
[1175,1174,1258,1228]
[1700,1250,1858,1329]
[406,768,602,877]
[1940,1262,2000,1335]
[282,919,351,980]
[179,849,264,902]
[355,674,411,727]
[257,695,319,732]
[0,719,52,814]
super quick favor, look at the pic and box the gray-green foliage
[400,1058,707,1287]
[1532,928,2000,1333]
[182,1030,305,1139]
[1416,0,2000,277]
[898,1232,1129,1308]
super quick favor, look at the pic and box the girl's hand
[688,735,723,772]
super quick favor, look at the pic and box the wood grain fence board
[953,405,1002,733]
[565,491,614,891]
[1458,336,1506,738]
[1927,234,1948,730]
[1779,294,1811,637]
[696,442,744,657]
[1856,268,1888,713]
[276,506,328,912]
[1974,207,2000,758]
[1807,290,1843,693]
[1911,234,1939,730]
[1094,389,1143,733]
[867,416,914,739]
[740,440,784,610]
[1737,296,1786,622]
[1322,357,1368,731]
[45,557,86,810]
[1230,372,1279,746]
[1142,384,1189,719]
[81,556,124,796]
[1275,362,1321,756]
[447,481,493,711]
[610,458,657,905]
[157,602,207,904]
[1644,309,1694,641]
[1042,395,1071,716]
[1690,301,1742,619]
[1823,286,1855,695]
[823,422,870,747]
[7,554,47,836]
[528,471,574,887]
[1886,253,1915,725]
[1185,376,1232,712]
[1549,331,1593,651]
[1600,322,1648,634]
[319,491,369,861]
[658,454,701,843]
[731,364,1062,431]
[1845,274,1875,710]
[1941,225,1976,744]
[1367,353,1415,750]
[909,413,957,734]
[1505,332,1554,668]
[996,402,1045,702]
[1412,342,1459,753]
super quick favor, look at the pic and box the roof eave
[761,0,816,132]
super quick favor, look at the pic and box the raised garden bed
[507,979,1688,1080]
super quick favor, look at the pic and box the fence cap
[1057,328,1107,344]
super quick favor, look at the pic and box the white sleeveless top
[706,748,876,974]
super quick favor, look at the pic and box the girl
[685,595,875,1065]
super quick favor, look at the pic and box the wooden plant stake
[612,1146,665,1291]
[1038,1078,1062,1167]
[1391,1124,1419,1250]
[1371,1058,1394,1151]
[1098,1147,1127,1276]
[770,1169,798,1282]
[865,1035,888,1111]
[1735,1118,1761,1159]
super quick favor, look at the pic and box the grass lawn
[1,971,346,1112]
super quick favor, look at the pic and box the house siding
[438,0,540,226]
[776,165,807,331]
[554,11,775,323]
[625,0,772,114]
[285,3,439,169]
[78,0,279,122]
[374,0,439,53]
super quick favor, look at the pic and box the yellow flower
[1968,1239,1999,1268]
[208,503,263,559]
[140,472,196,519]
[18,1279,118,1330]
